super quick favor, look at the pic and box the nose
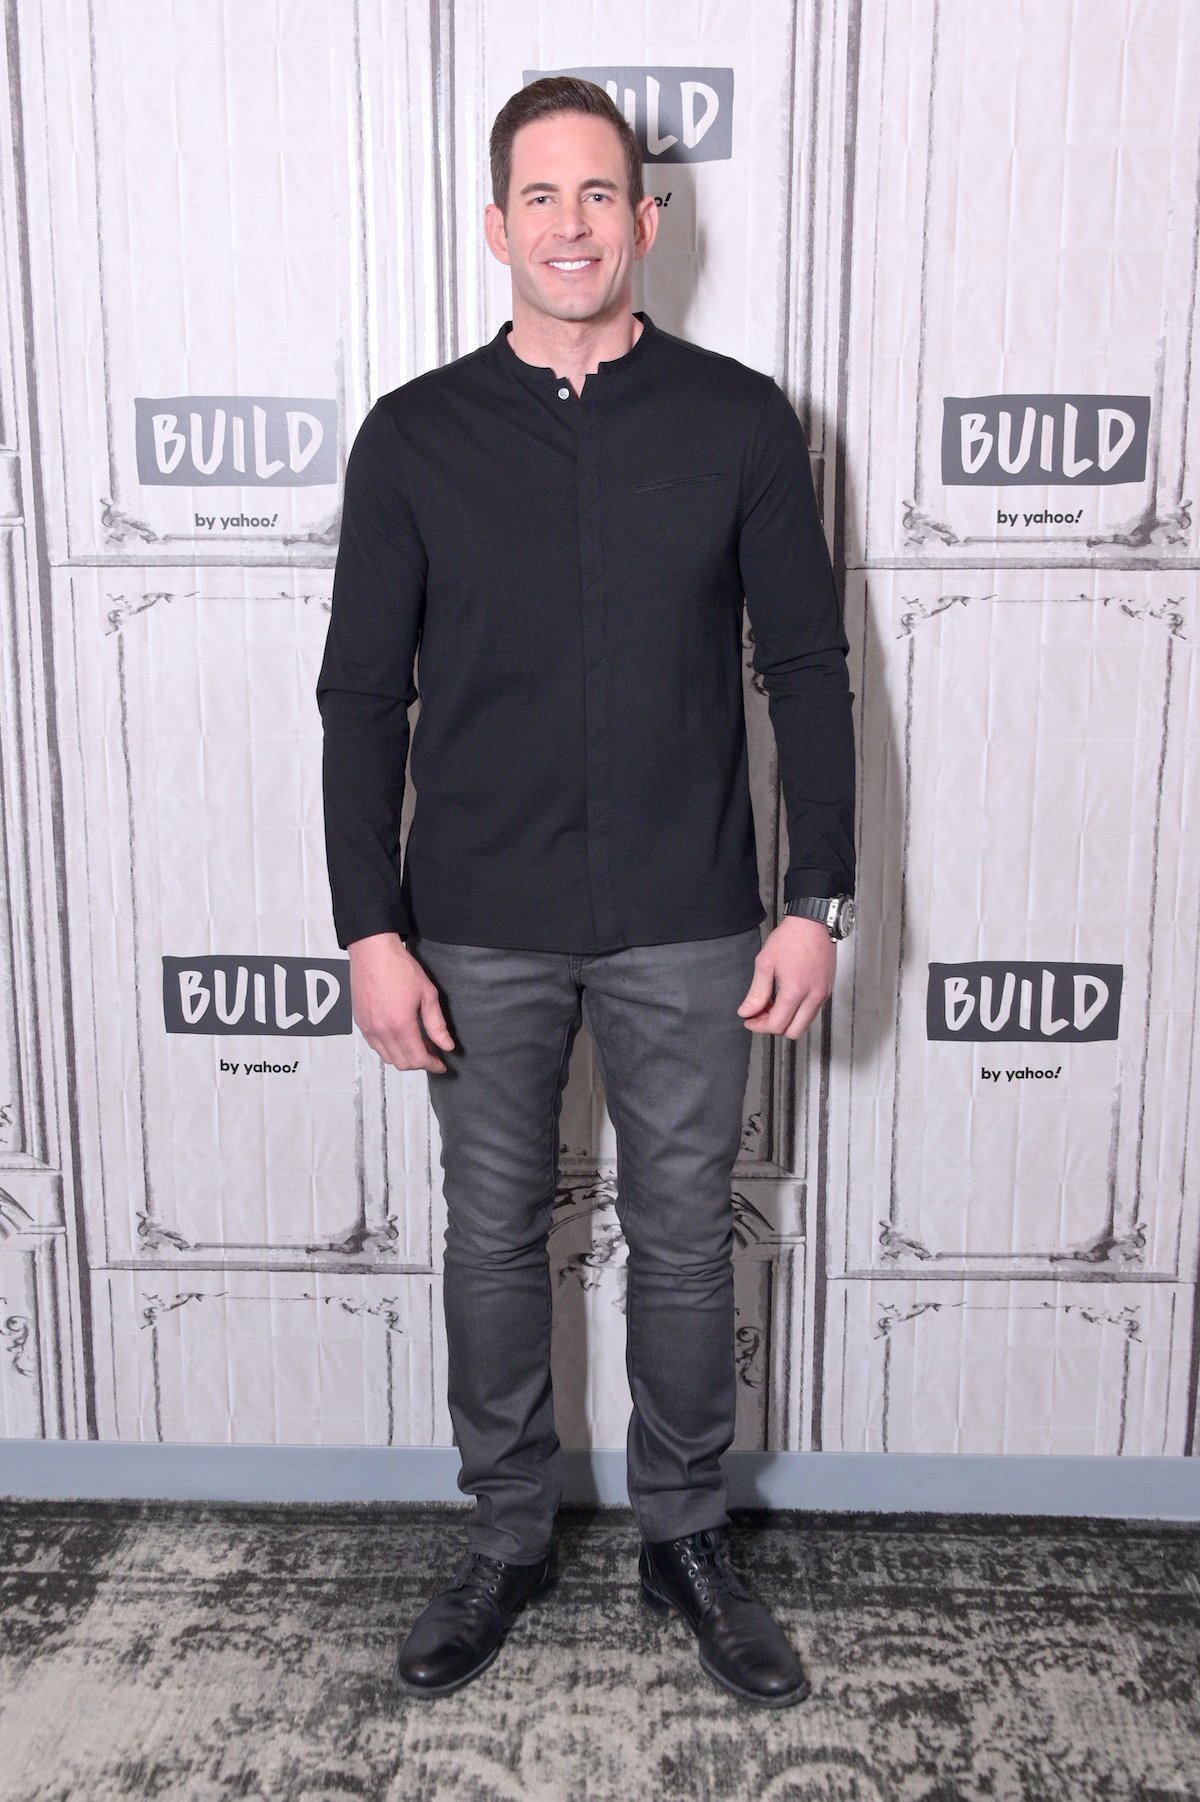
[554,200,589,241]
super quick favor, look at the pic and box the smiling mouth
[545,258,598,271]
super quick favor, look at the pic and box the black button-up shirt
[316,312,855,952]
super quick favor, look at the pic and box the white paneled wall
[0,0,1196,1464]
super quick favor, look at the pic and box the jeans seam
[546,994,579,1215]
[585,1003,648,1538]
[534,993,579,1477]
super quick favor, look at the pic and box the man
[316,76,855,1709]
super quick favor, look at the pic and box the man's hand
[736,916,836,1039]
[347,932,457,1072]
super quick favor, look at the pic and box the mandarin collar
[495,311,656,394]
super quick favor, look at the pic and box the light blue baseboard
[1,1443,1197,1519]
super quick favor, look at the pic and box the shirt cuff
[783,871,854,903]
[334,901,413,951]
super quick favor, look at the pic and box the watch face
[834,897,856,938]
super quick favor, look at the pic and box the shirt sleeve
[736,379,856,901]
[315,399,427,948]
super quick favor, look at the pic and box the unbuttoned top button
[558,385,570,399]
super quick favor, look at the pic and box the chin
[544,286,616,318]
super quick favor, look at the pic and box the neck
[506,306,643,393]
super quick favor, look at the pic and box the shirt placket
[569,378,621,947]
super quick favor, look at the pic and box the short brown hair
[490,76,644,215]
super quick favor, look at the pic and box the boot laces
[675,1530,746,1599]
[456,1551,509,1597]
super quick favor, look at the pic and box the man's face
[484,112,657,330]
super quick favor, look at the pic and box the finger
[365,1026,448,1074]
[740,987,779,1028]
[396,1027,449,1072]
[783,991,830,1039]
[736,959,777,1016]
[744,989,826,1037]
[418,990,456,1050]
[754,985,808,1035]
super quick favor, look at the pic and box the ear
[633,193,659,261]
[484,202,511,266]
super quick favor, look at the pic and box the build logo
[135,396,337,485]
[163,956,351,1036]
[941,394,1149,484]
[927,962,1123,1044]
[525,67,733,162]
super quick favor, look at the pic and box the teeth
[549,259,593,269]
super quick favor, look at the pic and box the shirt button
[557,385,570,399]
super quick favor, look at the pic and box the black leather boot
[394,1544,558,1697]
[639,1527,810,1707]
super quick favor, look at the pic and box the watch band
[783,895,856,940]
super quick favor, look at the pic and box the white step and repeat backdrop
[1,0,1197,1465]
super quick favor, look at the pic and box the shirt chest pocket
[631,470,727,495]
[622,469,738,589]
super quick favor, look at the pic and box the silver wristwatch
[783,895,856,940]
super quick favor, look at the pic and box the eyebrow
[517,178,621,196]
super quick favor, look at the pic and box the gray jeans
[409,925,761,1562]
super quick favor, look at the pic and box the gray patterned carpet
[0,1499,1197,1801]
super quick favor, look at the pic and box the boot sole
[394,1564,558,1699]
[639,1580,811,1709]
